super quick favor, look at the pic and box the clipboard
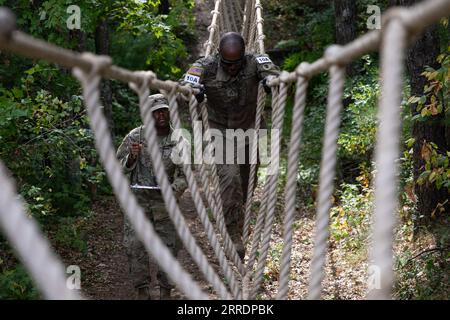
[130,184,161,191]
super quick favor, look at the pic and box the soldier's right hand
[129,142,142,160]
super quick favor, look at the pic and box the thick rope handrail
[277,69,310,300]
[0,161,81,300]
[162,86,242,299]
[246,0,257,53]
[129,75,231,300]
[367,18,406,300]
[253,0,265,54]
[241,0,252,41]
[204,0,222,57]
[220,0,233,33]
[308,54,346,300]
[72,56,208,300]
[250,73,289,299]
[265,0,450,87]
[0,13,198,97]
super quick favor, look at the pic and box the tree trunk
[69,29,86,52]
[390,0,448,222]
[158,0,170,14]
[334,0,357,75]
[95,19,115,141]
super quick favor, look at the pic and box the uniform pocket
[140,142,153,168]
[240,73,258,107]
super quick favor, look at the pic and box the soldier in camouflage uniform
[180,32,280,259]
[116,94,187,300]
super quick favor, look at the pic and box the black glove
[262,78,271,94]
[195,85,205,104]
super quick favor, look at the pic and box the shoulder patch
[187,66,204,77]
[184,73,201,85]
[185,65,203,84]
[256,56,272,64]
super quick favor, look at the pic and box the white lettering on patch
[184,74,200,84]
[256,56,271,64]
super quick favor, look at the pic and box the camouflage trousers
[123,189,181,298]
[215,141,258,257]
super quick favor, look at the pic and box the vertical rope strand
[245,85,280,274]
[251,78,288,298]
[164,88,242,299]
[243,84,265,246]
[367,18,406,300]
[308,61,345,300]
[277,75,309,300]
[130,76,231,300]
[196,100,246,275]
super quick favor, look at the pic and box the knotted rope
[128,73,231,300]
[277,64,310,300]
[250,73,289,299]
[162,85,241,299]
[308,48,346,299]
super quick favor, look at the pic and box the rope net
[0,0,449,300]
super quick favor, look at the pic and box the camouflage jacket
[180,53,280,130]
[116,126,187,198]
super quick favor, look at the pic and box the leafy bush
[330,165,373,249]
[110,0,192,79]
[54,217,88,254]
[0,266,39,300]
[338,56,379,163]
[407,46,450,196]
[395,222,450,300]
[0,65,106,221]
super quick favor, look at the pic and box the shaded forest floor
[68,181,370,300]
[67,182,448,300]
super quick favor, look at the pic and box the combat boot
[231,233,245,260]
[160,287,172,300]
[136,285,151,300]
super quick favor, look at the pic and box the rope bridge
[0,0,449,300]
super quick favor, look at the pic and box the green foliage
[110,0,192,79]
[278,3,334,71]
[263,242,283,281]
[330,165,373,249]
[0,0,195,298]
[338,56,379,161]
[0,65,106,220]
[110,82,141,141]
[407,46,450,196]
[54,217,88,253]
[0,265,39,300]
[395,223,450,300]
[409,48,449,120]
[416,142,450,193]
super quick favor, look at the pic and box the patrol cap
[149,93,170,113]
